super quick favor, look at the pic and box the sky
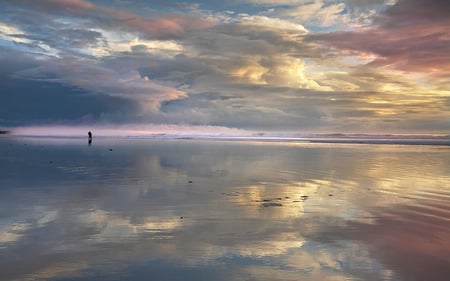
[0,0,449,135]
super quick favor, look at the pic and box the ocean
[1,136,449,281]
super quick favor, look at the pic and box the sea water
[0,137,449,281]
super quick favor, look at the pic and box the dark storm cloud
[0,49,138,126]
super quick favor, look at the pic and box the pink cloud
[308,0,450,76]
[94,4,215,37]
[110,14,215,37]
[15,0,94,13]
[16,0,214,38]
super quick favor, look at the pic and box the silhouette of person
[88,131,92,146]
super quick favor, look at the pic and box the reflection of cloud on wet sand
[348,206,450,281]
[0,209,306,280]
[304,200,450,281]
[1,139,449,281]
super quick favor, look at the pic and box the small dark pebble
[300,195,309,201]
[180,216,184,219]
[188,180,193,183]
[109,148,113,151]
[328,194,333,196]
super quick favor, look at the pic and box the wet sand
[1,137,449,281]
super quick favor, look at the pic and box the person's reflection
[88,138,92,146]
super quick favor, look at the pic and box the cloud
[0,47,190,126]
[238,15,309,34]
[241,0,396,7]
[1,0,449,133]
[272,1,346,27]
[230,55,324,89]
[307,0,450,75]
[16,56,187,113]
[0,1,352,131]
[11,0,214,39]
[0,22,28,44]
[240,0,394,28]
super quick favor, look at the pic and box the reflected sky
[0,137,449,281]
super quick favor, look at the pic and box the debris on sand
[262,202,283,207]
[258,197,286,207]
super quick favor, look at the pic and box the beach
[1,137,449,281]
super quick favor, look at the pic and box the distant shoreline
[2,134,449,146]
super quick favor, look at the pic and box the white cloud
[0,22,60,56]
[89,29,185,57]
[241,0,394,29]
[272,1,346,27]
[239,15,309,34]
[0,222,29,244]
[0,22,28,42]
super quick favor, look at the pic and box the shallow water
[0,137,449,281]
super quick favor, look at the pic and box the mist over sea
[1,136,449,281]
[6,125,450,146]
